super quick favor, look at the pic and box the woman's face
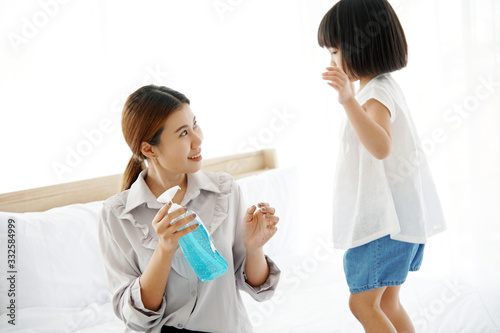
[153,103,204,174]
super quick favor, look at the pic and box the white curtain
[1,0,499,285]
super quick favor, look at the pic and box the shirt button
[191,290,196,297]
[178,324,183,328]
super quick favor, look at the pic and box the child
[318,0,446,332]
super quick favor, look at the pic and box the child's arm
[322,67,392,160]
[343,97,392,160]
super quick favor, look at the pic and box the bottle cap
[157,185,183,213]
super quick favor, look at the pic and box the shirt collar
[124,168,221,213]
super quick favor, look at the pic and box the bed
[1,149,499,332]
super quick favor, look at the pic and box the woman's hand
[242,202,279,253]
[152,202,199,254]
[322,66,355,105]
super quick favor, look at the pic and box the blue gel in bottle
[158,186,228,281]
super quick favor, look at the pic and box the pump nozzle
[157,185,182,214]
[157,185,180,204]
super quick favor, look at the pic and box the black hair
[318,0,408,79]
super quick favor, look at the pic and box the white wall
[1,0,499,281]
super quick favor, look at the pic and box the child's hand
[322,66,355,105]
[242,202,279,253]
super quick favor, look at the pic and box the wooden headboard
[0,149,278,213]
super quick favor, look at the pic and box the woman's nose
[192,130,203,148]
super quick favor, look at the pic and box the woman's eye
[180,122,198,137]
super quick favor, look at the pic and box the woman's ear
[140,141,156,159]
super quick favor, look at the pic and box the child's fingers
[322,76,342,84]
[322,72,344,81]
[328,82,341,90]
[323,67,347,79]
[325,66,342,73]
[326,66,346,74]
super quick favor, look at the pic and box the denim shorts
[343,235,425,293]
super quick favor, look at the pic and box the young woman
[98,85,281,333]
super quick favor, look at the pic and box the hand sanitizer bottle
[157,186,228,281]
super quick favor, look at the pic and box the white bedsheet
[1,167,498,332]
[2,252,499,332]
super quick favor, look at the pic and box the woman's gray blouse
[98,169,281,333]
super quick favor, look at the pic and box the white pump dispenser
[157,185,184,215]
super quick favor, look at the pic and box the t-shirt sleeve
[363,82,398,123]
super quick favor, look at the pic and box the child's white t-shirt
[332,73,446,249]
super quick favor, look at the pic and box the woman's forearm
[342,97,392,159]
[138,246,174,311]
[244,248,269,287]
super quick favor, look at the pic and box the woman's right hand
[152,202,199,254]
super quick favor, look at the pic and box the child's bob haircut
[318,0,408,80]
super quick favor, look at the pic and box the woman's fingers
[264,214,279,227]
[152,201,172,225]
[170,212,198,232]
[155,210,199,243]
[154,205,188,234]
[258,205,276,215]
[258,203,279,227]
[244,205,257,223]
[174,221,199,239]
[161,206,188,224]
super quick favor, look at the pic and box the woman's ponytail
[120,156,146,192]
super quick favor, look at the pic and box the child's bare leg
[380,285,415,333]
[349,287,397,333]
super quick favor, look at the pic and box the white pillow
[236,166,299,258]
[0,201,110,314]
[0,166,298,314]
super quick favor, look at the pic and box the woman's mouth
[188,153,202,161]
